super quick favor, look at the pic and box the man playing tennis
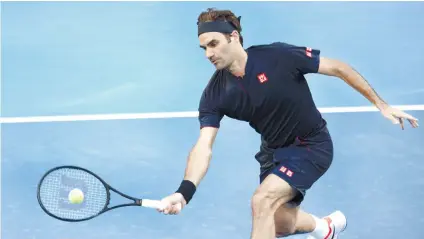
[157,8,419,239]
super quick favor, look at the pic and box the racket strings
[38,168,108,220]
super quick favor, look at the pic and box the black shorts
[256,123,334,207]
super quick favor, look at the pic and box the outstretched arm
[317,57,387,109]
[274,43,418,128]
[158,126,219,215]
[183,126,219,187]
[317,57,419,129]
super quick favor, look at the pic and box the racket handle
[141,199,164,210]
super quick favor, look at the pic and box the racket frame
[37,165,151,222]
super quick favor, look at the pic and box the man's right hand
[157,193,187,215]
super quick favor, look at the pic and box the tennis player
[157,8,419,239]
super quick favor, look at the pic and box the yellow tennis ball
[68,188,84,204]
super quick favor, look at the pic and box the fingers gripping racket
[37,165,164,222]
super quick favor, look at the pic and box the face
[198,31,239,70]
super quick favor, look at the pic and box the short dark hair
[197,8,243,46]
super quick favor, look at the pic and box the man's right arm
[183,126,219,187]
[158,126,219,214]
[174,81,223,205]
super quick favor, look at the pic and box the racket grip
[141,199,164,210]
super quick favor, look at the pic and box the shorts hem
[260,168,306,207]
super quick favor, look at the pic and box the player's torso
[201,42,324,147]
[218,50,306,125]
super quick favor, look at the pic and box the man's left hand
[379,105,419,129]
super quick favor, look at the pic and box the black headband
[197,17,241,36]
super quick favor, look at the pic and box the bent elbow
[327,59,350,78]
[335,61,353,77]
[319,57,352,78]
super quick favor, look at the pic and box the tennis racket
[37,165,164,222]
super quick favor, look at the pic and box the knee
[251,175,295,217]
[251,189,280,215]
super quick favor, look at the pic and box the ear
[230,30,240,42]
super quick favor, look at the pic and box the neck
[228,47,248,77]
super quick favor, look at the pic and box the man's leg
[274,204,341,238]
[274,204,314,237]
[250,178,337,239]
[250,174,296,239]
[253,124,346,238]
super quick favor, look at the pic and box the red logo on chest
[257,73,268,83]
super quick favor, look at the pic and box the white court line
[0,104,423,124]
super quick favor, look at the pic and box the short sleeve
[198,90,224,129]
[274,42,321,74]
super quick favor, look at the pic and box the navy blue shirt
[198,42,324,148]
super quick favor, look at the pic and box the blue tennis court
[1,2,423,239]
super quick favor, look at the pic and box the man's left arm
[317,56,419,129]
[317,57,387,110]
[277,42,418,129]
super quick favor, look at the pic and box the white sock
[309,215,330,238]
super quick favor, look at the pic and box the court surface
[1,1,424,239]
